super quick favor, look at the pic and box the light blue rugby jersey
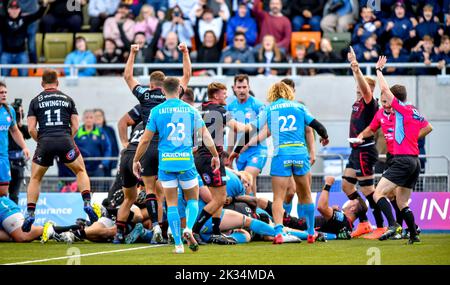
[257,98,314,156]
[146,98,205,172]
[0,106,16,158]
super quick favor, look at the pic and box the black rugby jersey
[349,97,378,148]
[27,88,78,138]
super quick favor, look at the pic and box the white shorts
[2,213,24,234]
[98,217,114,228]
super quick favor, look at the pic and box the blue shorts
[236,148,267,171]
[0,197,21,231]
[0,157,11,184]
[200,209,225,242]
[270,154,310,177]
[158,167,199,189]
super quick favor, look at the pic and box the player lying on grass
[58,191,147,244]
[0,196,60,243]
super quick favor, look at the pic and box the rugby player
[356,92,432,239]
[237,82,329,243]
[0,81,30,197]
[0,196,58,243]
[373,56,433,244]
[123,41,192,242]
[133,77,220,254]
[226,74,267,196]
[22,70,100,232]
[192,82,251,244]
[343,47,384,237]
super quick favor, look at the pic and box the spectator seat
[290,32,321,58]
[44,33,74,63]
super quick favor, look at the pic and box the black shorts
[140,141,158,177]
[33,136,80,167]
[195,153,226,187]
[224,202,255,218]
[120,150,138,188]
[382,155,421,189]
[346,144,378,177]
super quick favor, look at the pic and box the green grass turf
[1,234,449,265]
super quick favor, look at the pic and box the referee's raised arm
[124,45,140,91]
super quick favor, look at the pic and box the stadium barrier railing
[18,154,450,193]
[1,62,449,78]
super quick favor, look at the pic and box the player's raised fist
[130,44,140,53]
[178,42,188,53]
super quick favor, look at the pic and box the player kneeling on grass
[133,77,220,254]
[0,196,58,243]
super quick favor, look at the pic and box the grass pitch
[1,234,449,265]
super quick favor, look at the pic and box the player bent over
[133,77,220,253]
[22,70,100,232]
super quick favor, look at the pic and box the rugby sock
[283,202,292,216]
[348,192,368,222]
[116,221,126,234]
[323,233,337,240]
[167,206,182,246]
[249,219,275,236]
[229,231,249,244]
[287,230,308,240]
[81,190,91,206]
[401,207,417,238]
[186,199,199,231]
[74,229,86,240]
[301,203,315,236]
[126,211,135,225]
[140,229,154,243]
[192,209,212,233]
[145,193,159,227]
[366,193,384,228]
[212,217,222,235]
[376,197,396,227]
[274,224,283,235]
[26,203,36,216]
[264,200,273,216]
[53,225,81,234]
[391,198,404,227]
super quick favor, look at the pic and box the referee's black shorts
[382,155,421,189]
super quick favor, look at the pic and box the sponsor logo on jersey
[66,149,76,161]
[202,173,211,185]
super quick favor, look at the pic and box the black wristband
[376,67,383,72]
[323,184,331,191]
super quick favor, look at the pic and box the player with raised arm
[123,42,192,242]
[192,82,251,245]
[373,56,433,244]
[132,77,220,253]
[22,70,100,232]
[343,46,385,238]
[0,81,30,198]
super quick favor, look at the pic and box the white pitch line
[3,244,167,265]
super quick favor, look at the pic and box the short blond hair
[364,76,376,90]
[267,82,294,102]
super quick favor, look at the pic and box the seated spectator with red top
[252,0,292,52]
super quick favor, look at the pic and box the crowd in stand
[0,0,449,76]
